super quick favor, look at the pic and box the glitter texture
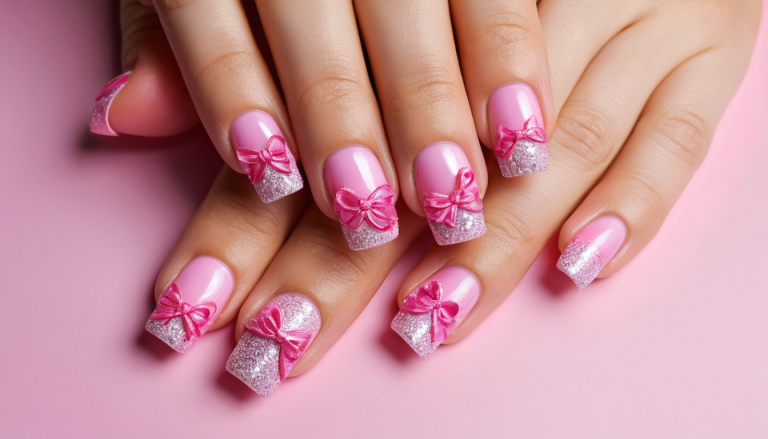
[253,156,304,203]
[340,221,399,251]
[145,317,200,354]
[428,209,485,246]
[497,139,548,177]
[90,72,130,136]
[391,312,438,358]
[556,235,604,290]
[226,293,321,397]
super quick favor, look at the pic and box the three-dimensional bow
[149,283,217,341]
[246,306,313,381]
[334,185,398,232]
[422,167,483,228]
[401,281,461,344]
[495,116,547,160]
[236,135,292,185]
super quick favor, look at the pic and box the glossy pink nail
[145,256,235,353]
[416,142,485,245]
[391,266,480,358]
[488,83,548,177]
[232,110,304,203]
[557,216,627,290]
[326,145,399,251]
[90,72,131,136]
[226,293,321,397]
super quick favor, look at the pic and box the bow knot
[334,185,398,232]
[245,305,313,381]
[236,135,292,185]
[422,167,483,228]
[401,281,461,344]
[149,283,217,341]
[495,116,547,160]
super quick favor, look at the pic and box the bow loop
[236,135,292,185]
[495,116,548,160]
[400,281,461,344]
[245,305,313,381]
[422,167,483,228]
[149,283,217,341]
[334,184,398,232]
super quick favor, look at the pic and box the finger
[451,0,556,178]
[90,0,198,137]
[152,0,304,204]
[255,0,401,250]
[353,0,489,245]
[145,167,306,353]
[390,8,720,357]
[557,43,756,288]
[225,203,426,396]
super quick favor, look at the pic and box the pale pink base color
[391,266,481,358]
[557,216,627,289]
[145,256,235,353]
[231,110,283,154]
[89,71,130,136]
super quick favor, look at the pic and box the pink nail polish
[232,110,304,203]
[145,256,235,353]
[556,216,627,290]
[416,142,485,245]
[325,145,399,251]
[391,266,480,358]
[90,71,131,137]
[487,83,548,177]
[226,293,321,397]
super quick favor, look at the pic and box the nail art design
[90,71,131,136]
[145,256,234,353]
[488,83,548,177]
[226,293,321,397]
[326,145,399,251]
[232,110,303,203]
[391,266,480,358]
[556,216,627,290]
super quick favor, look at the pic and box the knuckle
[650,110,710,167]
[194,49,259,88]
[387,59,461,115]
[482,202,537,256]
[120,1,161,64]
[204,193,283,243]
[463,8,533,59]
[295,57,367,110]
[553,108,616,171]
[154,0,198,12]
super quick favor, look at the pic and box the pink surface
[325,144,388,198]
[488,82,544,135]
[574,215,627,264]
[422,265,481,312]
[169,256,235,316]
[231,110,283,154]
[414,142,475,196]
[1,1,767,438]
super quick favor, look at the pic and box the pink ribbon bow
[422,167,483,228]
[149,283,217,341]
[246,306,313,381]
[236,135,292,185]
[401,281,461,344]
[334,185,398,232]
[495,116,548,160]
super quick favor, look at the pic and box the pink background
[1,1,767,438]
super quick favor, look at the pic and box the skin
[106,0,761,375]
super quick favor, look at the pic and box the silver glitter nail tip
[391,311,440,359]
[145,317,198,354]
[225,293,321,397]
[556,235,604,290]
[340,221,399,251]
[498,139,548,178]
[253,154,304,204]
[428,209,485,246]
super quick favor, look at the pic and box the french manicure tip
[90,71,131,137]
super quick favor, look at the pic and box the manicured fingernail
[232,110,304,203]
[488,83,548,177]
[415,142,485,245]
[557,216,627,290]
[325,145,399,251]
[90,71,131,136]
[391,266,480,358]
[226,293,321,397]
[145,256,235,353]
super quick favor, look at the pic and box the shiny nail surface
[90,72,131,136]
[145,256,235,353]
[488,83,548,177]
[226,293,321,397]
[416,142,485,245]
[326,145,398,251]
[557,216,627,290]
[391,266,480,358]
[232,110,303,203]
